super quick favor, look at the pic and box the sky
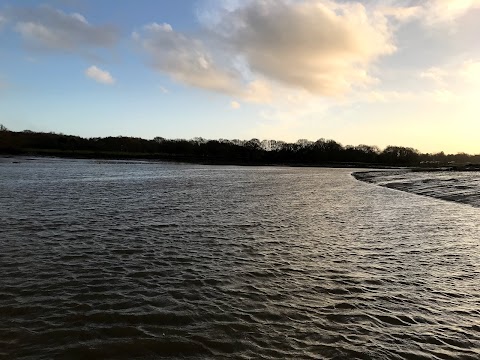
[0,0,479,154]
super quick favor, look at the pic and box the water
[1,157,479,359]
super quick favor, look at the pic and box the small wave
[2,160,480,359]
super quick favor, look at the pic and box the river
[1,157,479,359]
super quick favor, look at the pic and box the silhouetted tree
[2,128,479,167]
[380,146,419,165]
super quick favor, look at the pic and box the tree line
[1,125,479,166]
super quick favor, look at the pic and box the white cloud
[381,0,480,25]
[354,59,480,106]
[424,0,480,25]
[230,100,240,109]
[135,22,241,94]
[218,1,395,94]
[85,65,115,85]
[378,5,422,22]
[10,5,118,53]
[136,1,397,99]
[0,14,6,29]
[420,60,480,88]
[144,22,172,32]
[71,13,88,25]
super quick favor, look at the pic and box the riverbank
[0,151,400,169]
[352,169,480,208]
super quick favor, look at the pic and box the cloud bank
[219,1,395,94]
[85,65,115,84]
[4,1,479,107]
[135,0,396,99]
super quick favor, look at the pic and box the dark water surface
[1,158,479,359]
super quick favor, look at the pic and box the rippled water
[1,157,480,359]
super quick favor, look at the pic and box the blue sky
[1,0,479,153]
